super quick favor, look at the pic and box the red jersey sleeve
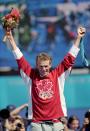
[12,47,34,78]
[53,45,80,77]
[17,56,33,78]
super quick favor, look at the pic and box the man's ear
[36,61,38,68]
[49,63,52,68]
[36,63,39,69]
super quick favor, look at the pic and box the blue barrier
[0,74,90,109]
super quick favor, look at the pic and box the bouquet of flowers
[2,8,20,42]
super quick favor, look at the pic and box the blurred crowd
[0,1,90,67]
[0,104,90,131]
[0,104,30,131]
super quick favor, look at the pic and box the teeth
[80,32,85,34]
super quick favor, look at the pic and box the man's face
[37,60,51,77]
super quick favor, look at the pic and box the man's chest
[32,78,55,100]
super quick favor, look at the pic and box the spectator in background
[57,12,76,43]
[6,105,16,112]
[5,115,25,131]
[18,4,31,50]
[0,104,28,131]
[60,117,68,131]
[46,23,56,51]
[4,26,86,131]
[80,110,90,131]
[67,115,80,131]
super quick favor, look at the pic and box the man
[5,26,86,131]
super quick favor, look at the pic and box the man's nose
[42,66,46,70]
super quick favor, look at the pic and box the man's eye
[40,66,43,68]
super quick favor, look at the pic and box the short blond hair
[36,52,52,64]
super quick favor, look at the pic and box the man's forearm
[74,36,81,48]
[8,36,17,51]
[6,31,17,51]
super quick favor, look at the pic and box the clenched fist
[77,26,86,38]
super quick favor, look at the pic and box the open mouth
[80,32,85,34]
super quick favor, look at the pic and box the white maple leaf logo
[36,79,54,100]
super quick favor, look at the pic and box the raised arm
[5,30,33,81]
[55,26,86,76]
[10,103,28,117]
